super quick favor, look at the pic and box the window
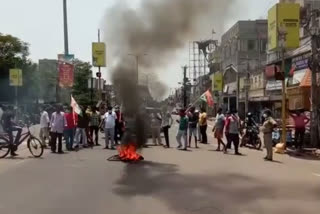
[240,40,248,51]
[248,40,256,51]
[260,39,267,53]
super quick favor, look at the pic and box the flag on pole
[200,90,214,107]
[71,95,82,115]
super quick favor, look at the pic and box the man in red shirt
[64,107,77,151]
[290,110,310,151]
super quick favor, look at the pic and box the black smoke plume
[102,0,234,146]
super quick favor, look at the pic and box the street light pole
[128,53,147,86]
[63,0,69,55]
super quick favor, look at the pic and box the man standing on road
[224,110,242,155]
[187,106,199,148]
[74,106,89,149]
[261,109,277,161]
[102,106,117,149]
[39,106,50,148]
[64,107,77,151]
[199,108,208,144]
[176,109,188,150]
[151,112,162,146]
[161,110,173,148]
[290,109,309,151]
[50,105,67,154]
[89,106,101,146]
[1,105,22,157]
[213,108,225,151]
[114,106,124,145]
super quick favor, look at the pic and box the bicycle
[0,123,44,158]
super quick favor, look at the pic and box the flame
[117,143,143,161]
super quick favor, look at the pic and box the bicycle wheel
[0,137,10,159]
[28,137,44,158]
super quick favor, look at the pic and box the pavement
[0,122,319,214]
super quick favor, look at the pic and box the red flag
[289,65,295,77]
[200,90,214,108]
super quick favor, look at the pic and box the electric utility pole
[310,11,320,147]
[183,66,188,109]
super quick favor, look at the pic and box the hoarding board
[268,3,300,50]
[92,42,106,67]
[9,69,23,86]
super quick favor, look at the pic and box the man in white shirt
[50,105,67,154]
[39,106,50,147]
[102,106,117,149]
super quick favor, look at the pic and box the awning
[287,69,308,87]
[300,69,311,87]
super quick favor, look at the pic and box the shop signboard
[268,3,300,50]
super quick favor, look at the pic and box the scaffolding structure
[188,41,211,100]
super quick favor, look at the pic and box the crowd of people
[38,105,125,154]
[173,106,310,162]
[0,102,312,160]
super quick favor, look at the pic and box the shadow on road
[287,150,320,161]
[112,161,281,214]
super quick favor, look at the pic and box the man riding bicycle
[0,106,22,157]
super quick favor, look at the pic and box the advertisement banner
[278,3,300,49]
[268,3,300,50]
[9,69,23,86]
[213,72,223,92]
[59,63,74,88]
[92,42,106,67]
[268,4,277,51]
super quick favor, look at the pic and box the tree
[72,59,97,105]
[0,33,38,104]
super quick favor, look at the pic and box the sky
[0,0,278,92]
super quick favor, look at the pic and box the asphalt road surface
[0,123,319,214]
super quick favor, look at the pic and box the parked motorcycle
[240,125,262,150]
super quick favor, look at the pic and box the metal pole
[136,55,139,85]
[183,66,188,109]
[311,35,319,147]
[90,77,93,105]
[63,0,69,55]
[98,29,102,101]
[281,47,287,147]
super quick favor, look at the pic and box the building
[266,0,320,117]
[220,20,268,118]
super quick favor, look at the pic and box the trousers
[105,128,115,148]
[51,132,63,152]
[176,130,187,149]
[162,126,170,147]
[264,133,273,160]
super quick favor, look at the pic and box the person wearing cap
[261,109,277,161]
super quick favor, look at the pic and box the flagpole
[185,91,205,112]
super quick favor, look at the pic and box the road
[0,123,319,214]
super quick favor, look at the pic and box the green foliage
[0,33,38,103]
[72,59,97,105]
